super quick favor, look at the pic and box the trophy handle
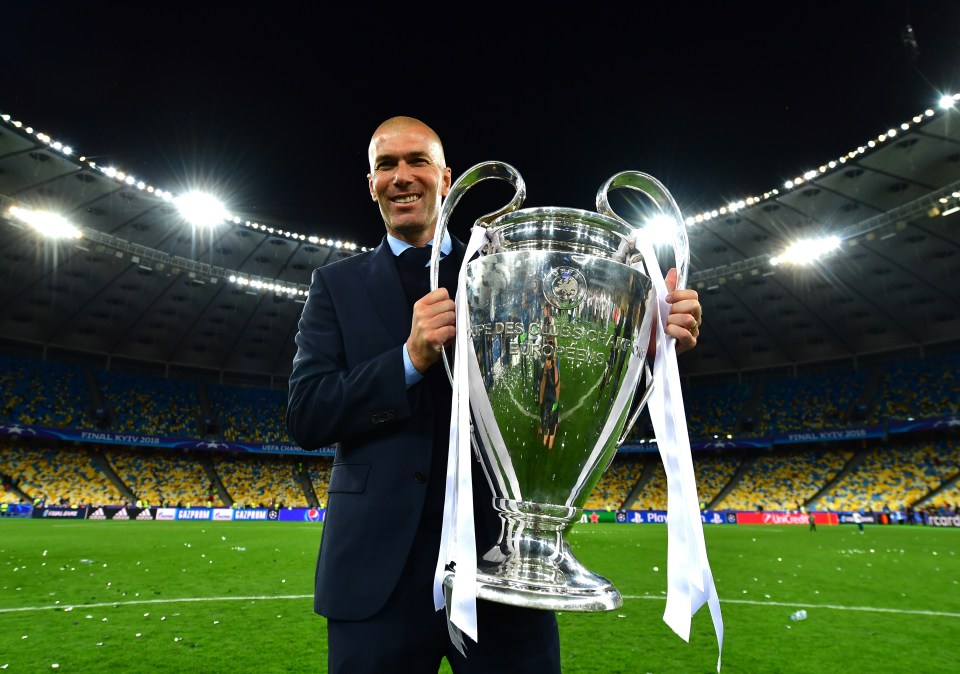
[595,171,689,290]
[431,161,527,386]
[596,171,689,448]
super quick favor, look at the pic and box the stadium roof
[2,102,959,382]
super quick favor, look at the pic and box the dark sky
[4,1,959,247]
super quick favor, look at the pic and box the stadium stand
[213,452,304,508]
[684,378,752,438]
[206,382,289,443]
[584,454,646,510]
[633,459,669,511]
[307,459,333,508]
[871,351,960,422]
[106,447,211,507]
[1,444,123,506]
[96,368,199,437]
[717,449,853,512]
[1,345,958,519]
[0,352,90,429]
[759,367,867,434]
[693,452,742,506]
[817,440,960,512]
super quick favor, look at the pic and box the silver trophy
[432,161,689,613]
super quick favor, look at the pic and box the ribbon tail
[439,225,490,647]
[444,579,468,657]
[633,232,724,669]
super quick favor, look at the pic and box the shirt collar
[386,229,452,258]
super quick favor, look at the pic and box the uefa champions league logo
[0,423,37,437]
[544,266,587,310]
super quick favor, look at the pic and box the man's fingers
[408,292,457,370]
[664,267,678,293]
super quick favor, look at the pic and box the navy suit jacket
[286,234,498,621]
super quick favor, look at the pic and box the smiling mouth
[393,195,420,204]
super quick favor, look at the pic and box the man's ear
[440,167,453,197]
[367,173,377,202]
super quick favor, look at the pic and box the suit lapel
[450,235,467,267]
[361,238,410,344]
[359,234,468,346]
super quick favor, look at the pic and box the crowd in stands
[1,347,958,516]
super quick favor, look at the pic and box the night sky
[4,1,959,247]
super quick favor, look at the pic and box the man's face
[367,126,452,245]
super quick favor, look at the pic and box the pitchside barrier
[22,505,960,526]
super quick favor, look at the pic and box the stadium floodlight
[770,235,840,266]
[635,214,678,247]
[174,191,230,228]
[7,205,82,239]
[939,94,956,110]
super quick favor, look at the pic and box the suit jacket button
[414,472,426,483]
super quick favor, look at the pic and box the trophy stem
[445,498,623,612]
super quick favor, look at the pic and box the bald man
[287,116,562,673]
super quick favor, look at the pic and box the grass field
[1,519,957,673]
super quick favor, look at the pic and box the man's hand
[649,267,703,356]
[407,288,457,373]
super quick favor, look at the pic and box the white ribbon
[632,234,724,672]
[433,225,491,653]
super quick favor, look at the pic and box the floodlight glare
[939,94,956,110]
[770,235,840,266]
[8,206,82,239]
[636,214,677,247]
[174,191,229,228]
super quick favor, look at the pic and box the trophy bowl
[434,162,688,613]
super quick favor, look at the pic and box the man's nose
[392,161,414,183]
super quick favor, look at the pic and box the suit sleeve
[285,266,417,450]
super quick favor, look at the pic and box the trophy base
[443,551,623,613]
[473,563,622,614]
[444,501,624,612]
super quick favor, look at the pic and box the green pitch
[1,520,957,673]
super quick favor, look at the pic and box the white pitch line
[0,595,313,614]
[622,595,960,618]
[3,594,958,619]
